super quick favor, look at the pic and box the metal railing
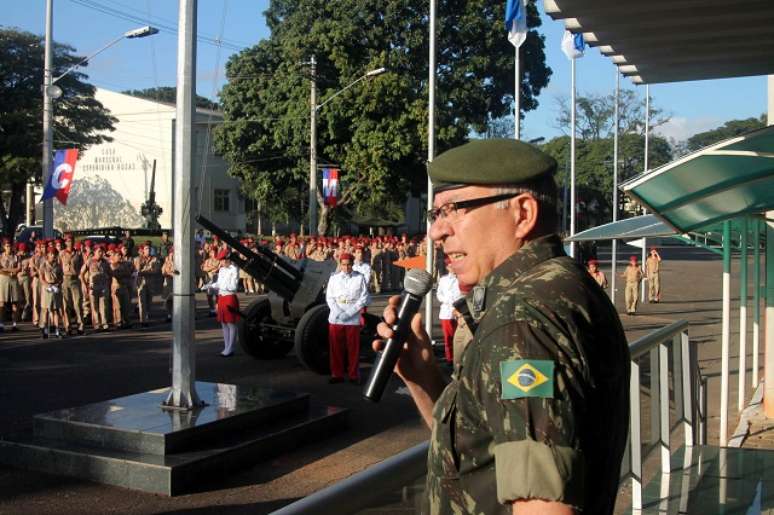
[275,320,705,514]
[625,319,705,511]
[271,442,429,515]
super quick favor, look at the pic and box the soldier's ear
[511,193,538,240]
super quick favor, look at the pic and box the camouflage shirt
[425,234,630,515]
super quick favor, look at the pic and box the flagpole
[569,57,576,259]
[164,0,202,410]
[41,0,54,239]
[514,46,520,140]
[641,84,649,303]
[611,67,620,305]
[424,0,436,337]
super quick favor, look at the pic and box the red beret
[587,259,599,266]
[17,243,27,251]
[74,242,82,250]
[84,240,93,247]
[339,252,354,262]
[630,255,638,262]
[217,249,229,260]
[107,243,117,251]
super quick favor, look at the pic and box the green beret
[429,139,557,192]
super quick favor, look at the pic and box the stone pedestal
[0,382,347,495]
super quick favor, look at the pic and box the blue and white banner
[505,0,527,48]
[561,30,585,59]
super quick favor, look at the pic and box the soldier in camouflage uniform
[374,140,630,515]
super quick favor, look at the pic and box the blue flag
[505,0,527,48]
[561,30,585,59]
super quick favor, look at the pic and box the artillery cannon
[195,215,380,374]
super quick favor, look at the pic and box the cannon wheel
[294,307,383,375]
[294,304,330,374]
[238,298,293,359]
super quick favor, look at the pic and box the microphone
[363,268,434,402]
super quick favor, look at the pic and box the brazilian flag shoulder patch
[500,359,554,399]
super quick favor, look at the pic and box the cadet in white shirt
[212,249,240,357]
[352,247,372,290]
[325,252,370,384]
[436,267,463,363]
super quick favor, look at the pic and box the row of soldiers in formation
[0,230,443,336]
[197,232,444,295]
[0,236,174,337]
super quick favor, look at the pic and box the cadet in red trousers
[325,253,370,384]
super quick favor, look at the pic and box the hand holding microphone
[364,268,434,402]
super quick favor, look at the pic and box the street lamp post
[40,0,157,237]
[308,63,387,235]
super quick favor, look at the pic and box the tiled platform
[0,382,348,495]
[634,445,774,514]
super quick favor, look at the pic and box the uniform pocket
[429,384,460,477]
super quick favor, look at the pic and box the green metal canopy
[622,124,774,233]
[564,214,675,242]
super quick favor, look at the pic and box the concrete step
[0,402,348,496]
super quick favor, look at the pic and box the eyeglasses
[427,193,519,224]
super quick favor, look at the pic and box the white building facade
[54,88,245,232]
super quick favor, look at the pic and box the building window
[214,189,230,212]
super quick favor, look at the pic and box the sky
[4,0,769,144]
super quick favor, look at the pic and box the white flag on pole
[561,30,585,59]
[505,0,527,48]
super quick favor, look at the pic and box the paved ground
[0,241,767,514]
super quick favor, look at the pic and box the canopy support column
[764,212,774,418]
[720,220,731,446]
[738,217,749,411]
[753,218,761,388]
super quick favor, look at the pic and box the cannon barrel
[195,215,302,301]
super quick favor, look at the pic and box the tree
[0,28,116,236]
[685,115,766,153]
[122,87,219,110]
[214,0,552,234]
[553,88,671,140]
[542,134,672,231]
[543,86,673,232]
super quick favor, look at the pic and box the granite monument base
[0,382,348,495]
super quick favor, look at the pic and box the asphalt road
[0,243,758,514]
